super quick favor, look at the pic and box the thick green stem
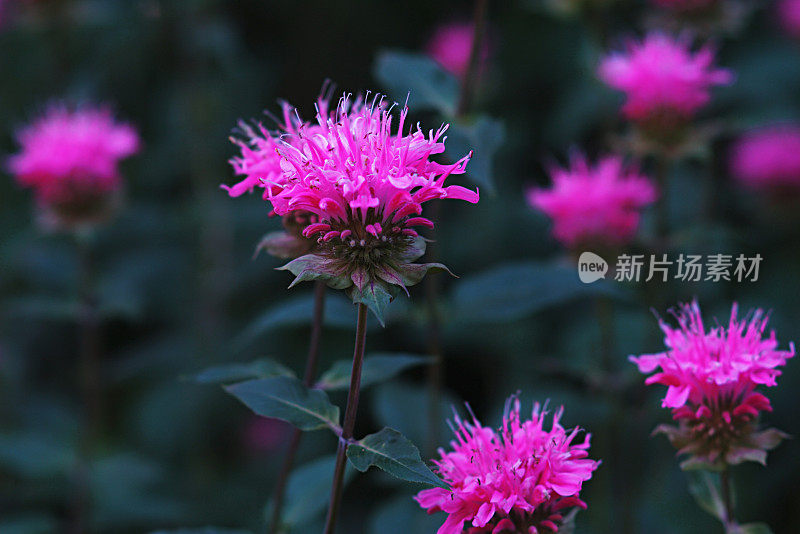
[269,281,326,534]
[323,303,368,534]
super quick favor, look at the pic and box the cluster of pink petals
[730,124,800,193]
[8,104,140,206]
[777,0,800,39]
[426,22,489,78]
[598,33,733,122]
[630,302,795,419]
[416,398,599,534]
[264,94,478,244]
[527,155,657,248]
[225,97,332,201]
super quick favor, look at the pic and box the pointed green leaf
[685,471,726,521]
[445,116,504,192]
[394,262,454,288]
[225,376,340,432]
[397,235,427,263]
[373,50,459,115]
[450,261,624,325]
[266,455,356,530]
[277,254,351,290]
[346,427,446,488]
[187,358,295,385]
[348,280,396,327]
[230,293,358,353]
[316,353,431,390]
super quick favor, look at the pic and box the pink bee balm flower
[265,93,478,320]
[415,398,599,534]
[8,104,139,225]
[598,33,733,126]
[630,301,795,468]
[729,124,800,193]
[777,0,800,39]
[426,22,489,78]
[527,154,657,249]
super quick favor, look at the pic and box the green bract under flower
[279,235,450,325]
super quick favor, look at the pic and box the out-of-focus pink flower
[527,154,657,249]
[415,397,599,534]
[8,104,139,213]
[426,22,489,78]
[243,416,292,455]
[599,33,733,125]
[631,301,795,468]
[777,0,800,39]
[730,124,800,193]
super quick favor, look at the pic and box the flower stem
[323,303,368,534]
[71,229,103,533]
[721,466,735,529]
[269,281,326,534]
[654,155,671,246]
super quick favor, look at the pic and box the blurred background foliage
[0,0,799,533]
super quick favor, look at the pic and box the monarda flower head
[630,301,795,470]
[526,154,657,250]
[415,398,599,534]
[251,93,479,321]
[729,124,800,195]
[8,104,139,229]
[599,33,732,137]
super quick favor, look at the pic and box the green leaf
[225,376,340,432]
[450,261,623,325]
[0,514,59,534]
[372,382,459,446]
[266,455,356,530]
[0,432,74,478]
[231,293,358,353]
[348,280,396,327]
[346,427,446,488]
[316,353,431,390]
[373,50,459,115]
[685,471,726,521]
[445,116,504,192]
[91,453,186,528]
[278,254,351,290]
[367,494,447,534]
[188,358,295,385]
[392,262,454,288]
